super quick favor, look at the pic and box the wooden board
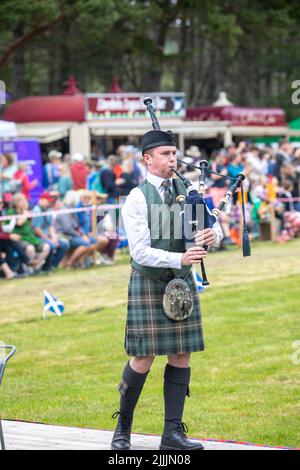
[1,420,283,451]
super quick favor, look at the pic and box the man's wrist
[212,228,219,245]
[168,252,183,270]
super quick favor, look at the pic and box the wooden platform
[1,420,285,451]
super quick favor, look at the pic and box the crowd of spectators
[0,139,300,280]
[181,140,300,248]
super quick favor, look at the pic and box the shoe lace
[165,419,189,435]
[112,411,132,433]
[112,411,120,420]
[181,422,188,434]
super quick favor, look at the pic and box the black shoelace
[112,411,132,433]
[165,419,188,435]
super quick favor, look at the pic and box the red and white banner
[85,93,185,120]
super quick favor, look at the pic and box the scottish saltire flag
[43,290,64,319]
[192,268,206,293]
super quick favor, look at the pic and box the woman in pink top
[14,163,37,200]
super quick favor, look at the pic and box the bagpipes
[143,97,251,286]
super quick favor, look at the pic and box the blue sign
[0,140,43,203]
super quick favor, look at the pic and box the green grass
[1,240,300,448]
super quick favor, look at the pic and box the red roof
[3,76,125,123]
[3,94,85,123]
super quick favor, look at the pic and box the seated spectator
[42,150,62,190]
[70,153,89,190]
[250,180,285,239]
[0,199,22,279]
[76,190,119,265]
[54,191,94,268]
[57,163,73,198]
[7,193,51,272]
[32,192,70,269]
[14,162,38,201]
[0,249,18,279]
[0,153,19,201]
[0,198,32,275]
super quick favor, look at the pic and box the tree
[0,0,299,119]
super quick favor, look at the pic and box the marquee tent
[0,120,18,139]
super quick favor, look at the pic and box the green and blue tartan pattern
[124,269,205,356]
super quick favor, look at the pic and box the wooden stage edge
[1,420,292,451]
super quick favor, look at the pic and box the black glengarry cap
[141,130,176,154]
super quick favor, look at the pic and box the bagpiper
[111,123,223,451]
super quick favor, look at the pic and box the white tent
[0,120,18,138]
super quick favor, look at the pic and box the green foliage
[0,0,59,25]
[0,0,299,116]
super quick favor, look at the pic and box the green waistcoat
[131,179,191,281]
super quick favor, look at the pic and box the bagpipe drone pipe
[143,97,251,286]
[172,164,250,285]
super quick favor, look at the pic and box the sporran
[163,278,193,321]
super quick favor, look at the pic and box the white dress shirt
[121,172,223,269]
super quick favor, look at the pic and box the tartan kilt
[124,268,205,356]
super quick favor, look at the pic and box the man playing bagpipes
[111,113,223,450]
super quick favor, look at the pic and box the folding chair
[0,345,16,451]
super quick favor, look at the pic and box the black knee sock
[163,364,191,436]
[118,361,149,420]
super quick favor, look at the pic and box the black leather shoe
[160,422,204,450]
[111,411,133,450]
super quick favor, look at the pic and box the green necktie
[162,179,173,206]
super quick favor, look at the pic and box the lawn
[0,240,300,448]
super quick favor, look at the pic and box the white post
[69,123,91,158]
[224,127,233,147]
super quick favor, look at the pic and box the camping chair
[0,345,16,451]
